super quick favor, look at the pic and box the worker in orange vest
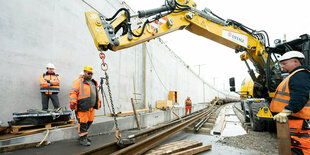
[185,97,192,115]
[39,63,61,111]
[270,51,310,154]
[70,65,101,146]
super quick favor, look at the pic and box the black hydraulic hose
[209,12,225,21]
[174,0,190,8]
[106,8,129,21]
[257,30,270,47]
[131,19,151,38]
[166,0,176,11]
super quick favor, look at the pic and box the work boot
[87,137,92,142]
[79,135,91,146]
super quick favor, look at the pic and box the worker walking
[185,97,192,115]
[70,65,101,146]
[270,51,310,154]
[39,63,61,111]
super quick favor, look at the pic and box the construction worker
[39,63,61,111]
[185,97,192,115]
[270,51,310,154]
[70,65,101,146]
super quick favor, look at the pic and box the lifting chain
[104,71,120,138]
[99,51,131,146]
[99,51,108,71]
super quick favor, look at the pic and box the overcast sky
[123,0,310,91]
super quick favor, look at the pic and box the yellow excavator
[84,0,310,134]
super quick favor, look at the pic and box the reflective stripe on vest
[71,88,79,92]
[270,68,310,119]
[78,79,89,97]
[40,87,60,93]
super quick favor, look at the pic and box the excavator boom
[85,0,268,69]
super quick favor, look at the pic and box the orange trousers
[76,107,95,137]
[185,106,192,115]
[289,119,310,155]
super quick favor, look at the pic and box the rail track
[80,105,219,155]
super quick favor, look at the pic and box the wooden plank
[145,140,202,155]
[131,98,141,130]
[10,119,75,134]
[172,111,182,120]
[0,120,75,140]
[0,127,11,136]
[0,141,49,153]
[276,122,291,155]
[213,107,226,135]
[173,145,212,155]
[0,127,9,133]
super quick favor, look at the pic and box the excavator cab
[266,34,310,93]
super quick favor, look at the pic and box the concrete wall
[0,0,235,126]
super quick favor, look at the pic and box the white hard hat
[278,51,305,62]
[46,63,55,69]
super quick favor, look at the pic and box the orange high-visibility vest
[70,77,101,111]
[270,68,310,119]
[39,73,60,94]
[185,99,192,106]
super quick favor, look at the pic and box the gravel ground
[218,102,278,155]
[219,130,278,154]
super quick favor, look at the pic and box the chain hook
[99,51,108,71]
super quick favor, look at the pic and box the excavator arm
[85,0,271,89]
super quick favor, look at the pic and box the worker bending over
[70,65,101,146]
[185,97,192,115]
[270,51,310,154]
[39,63,61,111]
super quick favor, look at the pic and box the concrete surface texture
[0,104,207,147]
[0,0,236,126]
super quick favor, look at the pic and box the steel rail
[80,106,215,155]
[194,107,218,132]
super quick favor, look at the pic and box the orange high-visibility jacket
[185,99,192,106]
[70,77,101,111]
[39,73,60,94]
[270,68,310,119]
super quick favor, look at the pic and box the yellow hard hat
[84,65,94,72]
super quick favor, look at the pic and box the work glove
[70,103,76,111]
[273,109,292,123]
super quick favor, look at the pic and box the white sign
[222,30,248,47]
